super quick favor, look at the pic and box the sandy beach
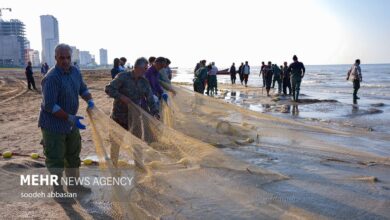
[0,68,389,219]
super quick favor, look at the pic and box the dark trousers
[243,74,249,85]
[262,73,266,87]
[291,78,302,101]
[353,79,360,98]
[283,77,291,95]
[26,74,36,89]
[265,74,273,90]
[230,74,236,84]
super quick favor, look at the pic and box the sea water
[173,64,390,134]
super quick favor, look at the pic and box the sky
[1,0,389,67]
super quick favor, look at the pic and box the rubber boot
[65,168,91,193]
[52,172,64,194]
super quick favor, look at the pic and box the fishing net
[87,84,384,219]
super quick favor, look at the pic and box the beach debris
[280,105,290,113]
[295,99,338,104]
[370,103,385,107]
[30,153,39,159]
[357,161,378,166]
[235,138,255,145]
[2,151,12,158]
[216,121,240,136]
[272,97,280,102]
[323,157,351,164]
[367,108,383,114]
[350,176,378,183]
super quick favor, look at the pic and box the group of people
[193,60,219,95]
[260,55,306,101]
[35,43,363,195]
[229,61,251,87]
[192,56,303,102]
[106,55,176,128]
[40,62,50,75]
[37,43,177,193]
[194,55,362,103]
[110,57,129,79]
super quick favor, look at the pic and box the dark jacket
[111,67,121,79]
[229,65,236,74]
[25,66,33,76]
[238,65,243,75]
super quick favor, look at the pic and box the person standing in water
[260,61,266,87]
[264,61,274,96]
[230,63,236,84]
[238,62,244,85]
[281,62,291,95]
[272,64,282,94]
[243,61,250,87]
[346,59,362,100]
[288,55,305,102]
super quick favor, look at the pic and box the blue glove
[87,99,95,109]
[162,93,168,102]
[68,115,86,130]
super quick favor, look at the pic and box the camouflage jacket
[105,71,158,124]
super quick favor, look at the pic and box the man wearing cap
[288,55,305,102]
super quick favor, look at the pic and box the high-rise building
[25,49,40,67]
[29,50,40,67]
[40,15,59,67]
[99,48,108,66]
[70,46,80,65]
[0,19,28,67]
[79,51,92,67]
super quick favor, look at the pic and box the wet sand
[0,69,389,219]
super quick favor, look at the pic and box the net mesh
[86,84,385,219]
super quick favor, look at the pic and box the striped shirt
[38,65,90,134]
